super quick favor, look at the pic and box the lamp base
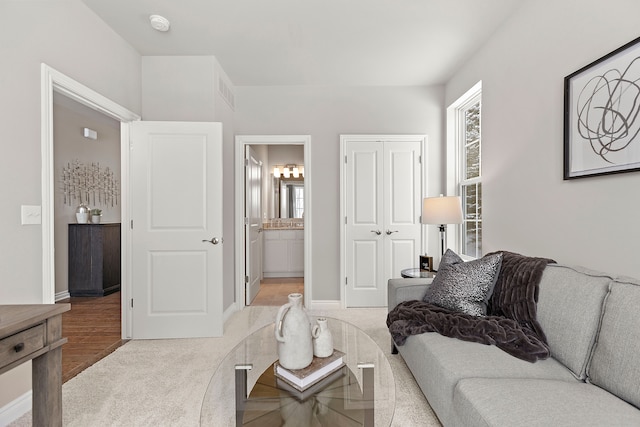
[438,224,446,257]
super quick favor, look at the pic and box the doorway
[234,135,312,310]
[41,64,140,340]
[52,92,125,379]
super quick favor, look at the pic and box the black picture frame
[564,36,640,179]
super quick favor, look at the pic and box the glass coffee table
[200,317,395,426]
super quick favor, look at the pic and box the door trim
[40,64,140,338]
[339,134,428,307]
[234,135,311,309]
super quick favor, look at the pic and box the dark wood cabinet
[68,223,121,297]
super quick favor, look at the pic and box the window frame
[446,81,482,259]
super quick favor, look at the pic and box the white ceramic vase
[275,293,314,370]
[312,317,334,358]
[75,203,90,224]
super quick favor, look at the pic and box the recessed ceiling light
[149,15,170,32]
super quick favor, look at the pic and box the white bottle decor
[312,317,334,358]
[275,293,314,370]
[75,203,90,224]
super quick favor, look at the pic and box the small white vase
[76,213,88,223]
[312,317,333,358]
[275,293,314,370]
[91,215,102,224]
[76,204,90,224]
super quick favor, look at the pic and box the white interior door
[344,137,422,307]
[345,142,385,307]
[245,145,262,305]
[131,121,223,339]
[383,143,422,285]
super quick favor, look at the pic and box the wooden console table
[69,223,121,297]
[0,304,70,426]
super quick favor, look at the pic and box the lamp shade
[422,195,463,225]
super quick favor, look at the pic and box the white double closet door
[341,135,424,307]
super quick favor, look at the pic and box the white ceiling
[81,0,523,87]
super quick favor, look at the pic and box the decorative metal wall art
[60,160,119,207]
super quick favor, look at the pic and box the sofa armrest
[387,277,433,312]
[387,277,433,354]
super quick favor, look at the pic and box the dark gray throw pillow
[423,251,503,316]
[440,248,463,266]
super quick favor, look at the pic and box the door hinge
[345,216,347,225]
[245,275,249,283]
[130,299,133,308]
[130,220,134,229]
[244,217,249,225]
[345,277,348,286]
[244,158,249,167]
[419,155,422,164]
[344,155,348,164]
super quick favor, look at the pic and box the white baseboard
[55,290,70,302]
[0,390,31,427]
[308,300,342,311]
[223,303,240,325]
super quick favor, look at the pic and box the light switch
[21,205,42,225]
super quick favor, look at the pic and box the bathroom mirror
[272,177,304,218]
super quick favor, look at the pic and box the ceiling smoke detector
[149,15,170,32]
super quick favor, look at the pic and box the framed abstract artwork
[564,36,640,179]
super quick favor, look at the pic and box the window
[447,82,482,258]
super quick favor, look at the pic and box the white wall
[445,0,640,278]
[0,0,141,416]
[235,85,445,300]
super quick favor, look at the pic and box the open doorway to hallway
[52,92,123,378]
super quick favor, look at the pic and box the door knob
[202,237,223,245]
[386,230,399,235]
[370,230,382,235]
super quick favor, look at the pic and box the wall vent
[218,76,235,110]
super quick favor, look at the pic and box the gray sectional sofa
[388,263,640,426]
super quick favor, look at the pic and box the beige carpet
[11,306,441,426]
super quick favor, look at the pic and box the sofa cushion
[587,278,640,409]
[536,264,612,379]
[453,378,640,427]
[422,252,502,316]
[396,331,576,426]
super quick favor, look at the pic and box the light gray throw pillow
[423,251,503,316]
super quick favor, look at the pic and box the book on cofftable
[276,367,346,401]
[274,350,345,391]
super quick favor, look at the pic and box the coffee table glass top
[200,316,395,426]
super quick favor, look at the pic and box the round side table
[400,268,436,279]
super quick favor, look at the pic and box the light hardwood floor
[251,277,304,306]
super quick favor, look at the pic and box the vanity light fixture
[273,164,304,179]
